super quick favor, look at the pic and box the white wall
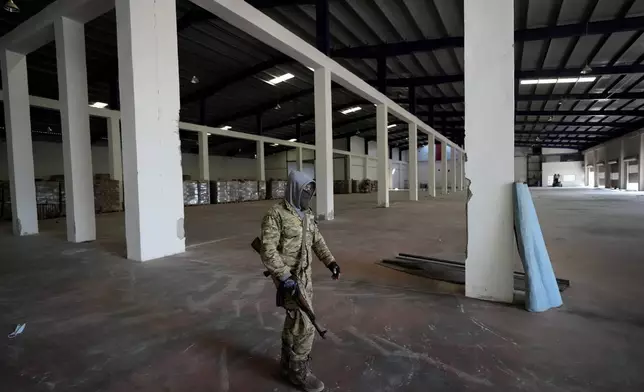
[0,141,262,182]
[542,161,585,187]
[584,129,643,190]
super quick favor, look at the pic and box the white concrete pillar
[345,155,352,193]
[55,16,96,243]
[459,152,465,190]
[116,0,185,261]
[198,132,210,181]
[376,104,389,207]
[0,50,38,236]
[605,159,611,189]
[640,134,644,191]
[427,135,436,197]
[296,147,304,171]
[107,116,123,203]
[464,0,515,303]
[256,141,265,181]
[363,157,369,180]
[408,123,418,201]
[594,150,599,188]
[619,138,626,189]
[441,142,448,194]
[314,68,334,220]
[452,148,458,191]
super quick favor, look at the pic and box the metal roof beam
[380,65,644,87]
[332,16,644,58]
[181,56,289,105]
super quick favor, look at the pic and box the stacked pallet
[239,180,259,202]
[210,181,239,204]
[357,179,378,193]
[197,181,210,205]
[94,179,121,213]
[267,180,287,200]
[35,181,65,219]
[183,181,200,206]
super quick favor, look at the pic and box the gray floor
[1,188,643,391]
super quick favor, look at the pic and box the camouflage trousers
[282,276,315,362]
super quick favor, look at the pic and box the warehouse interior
[2,0,644,391]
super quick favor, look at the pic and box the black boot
[289,356,325,392]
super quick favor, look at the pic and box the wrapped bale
[258,181,267,200]
[94,179,121,213]
[197,181,210,205]
[210,181,229,204]
[226,181,240,202]
[268,180,287,200]
[183,180,199,206]
[239,180,259,202]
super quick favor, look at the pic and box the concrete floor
[1,189,643,391]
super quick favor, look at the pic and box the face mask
[300,184,315,210]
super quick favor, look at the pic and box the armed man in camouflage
[260,170,340,392]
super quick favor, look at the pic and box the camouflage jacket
[260,200,335,282]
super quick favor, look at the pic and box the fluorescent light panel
[221,125,232,130]
[288,138,297,142]
[266,73,294,85]
[340,106,362,115]
[90,102,108,108]
[520,76,597,85]
[387,124,397,129]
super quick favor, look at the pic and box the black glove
[276,276,298,307]
[327,262,341,280]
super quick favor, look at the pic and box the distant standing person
[259,170,341,392]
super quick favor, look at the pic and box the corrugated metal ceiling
[1,0,644,154]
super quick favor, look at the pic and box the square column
[459,152,465,190]
[640,134,644,191]
[376,104,389,207]
[1,50,38,236]
[594,150,599,187]
[427,135,436,197]
[605,160,611,189]
[116,0,185,261]
[256,141,265,181]
[464,0,515,302]
[345,156,352,193]
[296,147,303,171]
[619,139,626,189]
[198,132,210,181]
[452,148,458,191]
[107,116,123,203]
[55,16,96,243]
[314,68,334,220]
[408,123,418,201]
[441,142,448,194]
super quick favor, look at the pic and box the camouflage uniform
[260,199,335,362]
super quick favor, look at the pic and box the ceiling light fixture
[3,0,19,13]
[340,106,362,115]
[191,75,200,84]
[221,125,232,130]
[275,103,281,110]
[581,64,592,75]
[520,76,596,85]
[89,102,108,108]
[288,138,297,142]
[271,143,279,147]
[387,124,397,129]
[266,73,295,85]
